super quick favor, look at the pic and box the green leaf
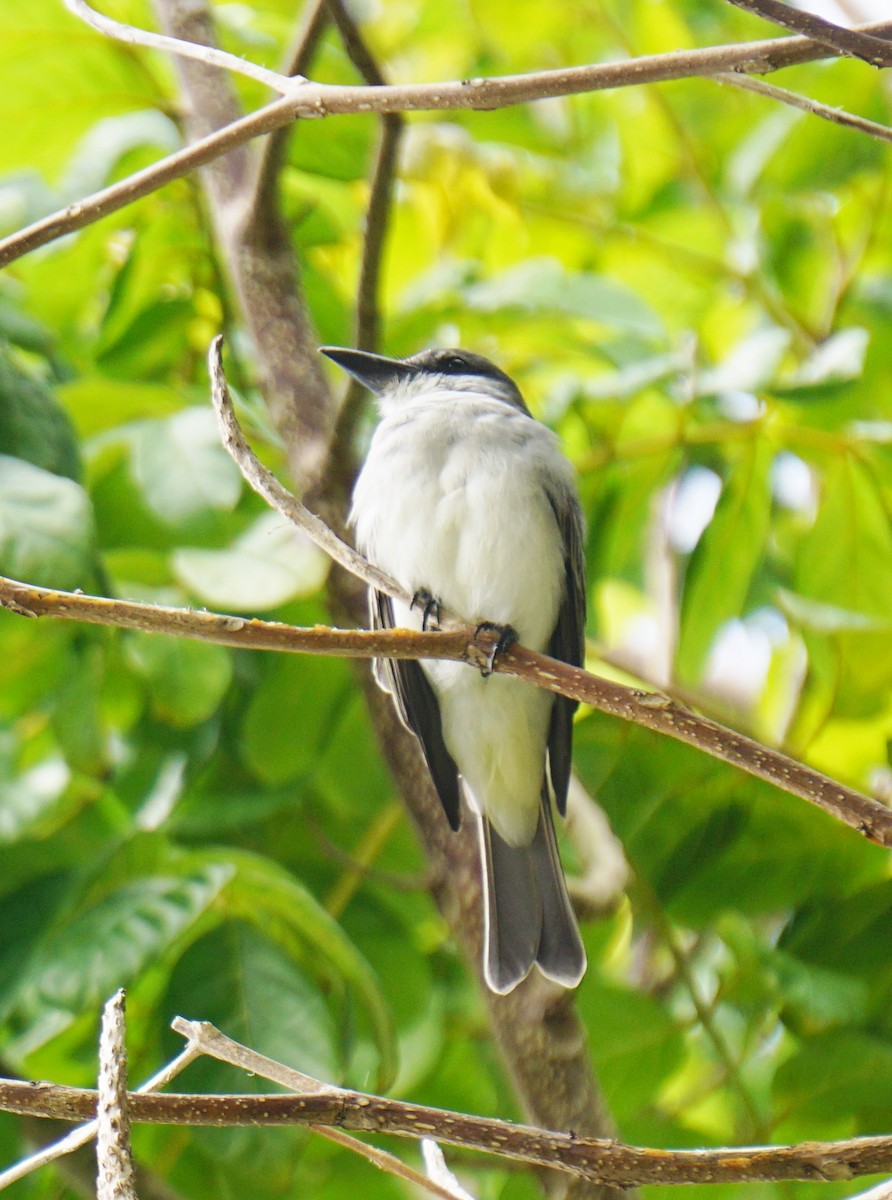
[577,981,684,1120]
[696,325,790,395]
[129,408,242,523]
[774,1030,892,1131]
[166,922,342,1084]
[59,377,182,437]
[676,439,773,681]
[0,761,74,845]
[172,512,328,611]
[50,644,108,775]
[464,259,663,338]
[0,454,95,588]
[776,588,889,633]
[0,351,80,478]
[796,454,892,619]
[241,654,352,784]
[5,865,232,1055]
[778,328,869,391]
[782,883,892,984]
[124,635,232,728]
[209,848,397,1089]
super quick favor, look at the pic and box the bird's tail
[477,789,586,995]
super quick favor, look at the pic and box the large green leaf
[129,408,242,523]
[577,982,685,1121]
[795,454,892,619]
[166,921,342,1084]
[0,454,95,588]
[124,634,233,729]
[173,512,329,611]
[774,1031,892,1132]
[3,865,232,1057]
[206,848,398,1089]
[240,654,353,785]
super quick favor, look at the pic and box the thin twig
[65,0,304,91]
[355,115,402,352]
[0,1046,201,1189]
[172,1020,469,1200]
[249,0,330,226]
[724,0,892,67]
[4,20,892,269]
[208,336,410,603]
[4,1074,892,1186]
[325,0,404,351]
[2,572,891,849]
[636,887,767,1140]
[323,0,406,465]
[717,70,892,141]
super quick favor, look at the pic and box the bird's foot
[473,621,518,677]
[411,588,442,632]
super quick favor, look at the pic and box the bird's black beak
[320,346,418,395]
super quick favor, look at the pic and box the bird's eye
[443,355,466,372]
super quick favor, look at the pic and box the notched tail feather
[479,788,586,995]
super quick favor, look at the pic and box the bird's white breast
[351,389,567,649]
[351,386,573,845]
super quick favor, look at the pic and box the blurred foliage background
[1,0,892,1197]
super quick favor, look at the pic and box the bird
[320,345,587,994]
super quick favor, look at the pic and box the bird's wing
[545,486,587,816]
[370,590,462,830]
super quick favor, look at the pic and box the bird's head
[320,346,529,414]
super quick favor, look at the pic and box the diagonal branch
[248,0,329,223]
[208,336,408,601]
[66,0,303,91]
[172,1019,471,1200]
[717,70,892,142]
[2,573,890,849]
[3,1073,892,1187]
[4,20,892,269]
[724,0,892,66]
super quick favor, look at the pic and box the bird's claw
[474,621,518,677]
[411,588,442,632]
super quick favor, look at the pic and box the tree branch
[208,336,409,602]
[717,70,892,142]
[248,0,329,224]
[3,1074,892,1188]
[0,1046,201,1190]
[170,1019,471,1200]
[66,0,303,91]
[150,0,335,492]
[96,991,137,1200]
[723,0,892,67]
[1,572,890,849]
[3,20,892,269]
[324,0,404,353]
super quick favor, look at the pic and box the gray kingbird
[321,345,587,994]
